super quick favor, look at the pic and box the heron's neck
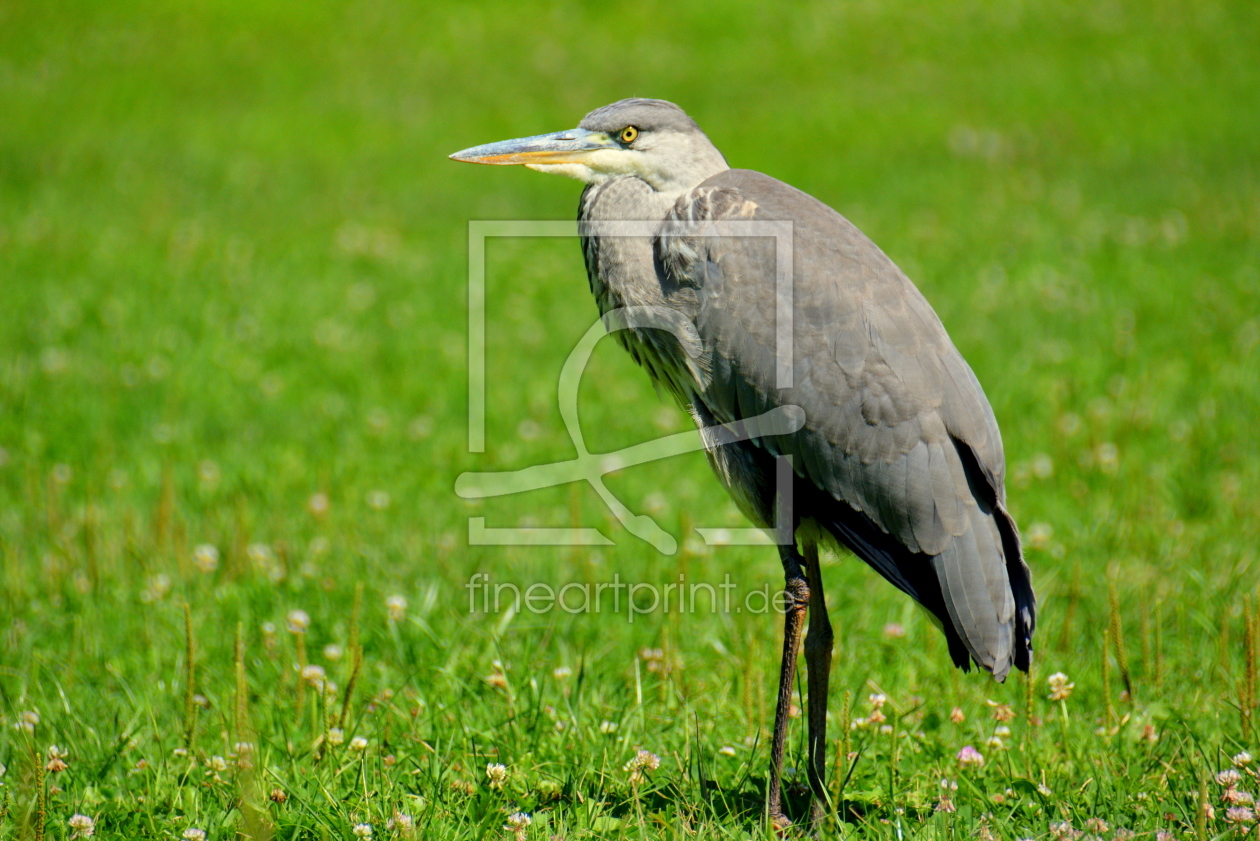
[579,177,680,317]
[577,176,709,405]
[583,176,683,223]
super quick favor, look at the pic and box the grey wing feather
[655,169,1034,677]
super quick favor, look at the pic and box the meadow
[1,0,1259,838]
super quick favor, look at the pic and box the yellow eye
[619,126,639,144]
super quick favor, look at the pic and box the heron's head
[450,99,728,194]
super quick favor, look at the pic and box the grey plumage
[582,152,1033,679]
[451,98,1035,826]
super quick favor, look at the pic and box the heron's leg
[802,535,834,827]
[767,546,809,829]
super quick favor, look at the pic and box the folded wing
[654,169,1035,678]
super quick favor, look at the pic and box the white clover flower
[718,746,737,757]
[208,755,228,772]
[141,573,173,602]
[301,664,327,686]
[624,749,661,784]
[1047,672,1074,701]
[192,544,220,573]
[1218,769,1243,787]
[183,829,207,841]
[598,720,618,734]
[505,812,531,832]
[1095,442,1119,472]
[386,812,413,831]
[868,693,887,709]
[68,813,95,837]
[247,542,273,562]
[349,736,369,752]
[352,823,373,837]
[46,744,69,772]
[385,595,407,621]
[1048,821,1077,840]
[323,644,344,661]
[308,492,330,516]
[1233,751,1253,767]
[486,762,507,789]
[956,745,984,767]
[1224,807,1256,825]
[987,699,1016,721]
[626,749,660,770]
[286,609,311,634]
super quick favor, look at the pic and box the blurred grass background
[1,0,1259,838]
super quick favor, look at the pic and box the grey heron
[451,99,1035,829]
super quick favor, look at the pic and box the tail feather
[932,505,1017,679]
[812,477,1034,680]
[951,437,1036,676]
[995,504,1035,672]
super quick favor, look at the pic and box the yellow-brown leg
[802,536,833,828]
[766,547,808,829]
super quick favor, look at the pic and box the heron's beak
[449,128,616,166]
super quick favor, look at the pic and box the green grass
[2,0,1259,837]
